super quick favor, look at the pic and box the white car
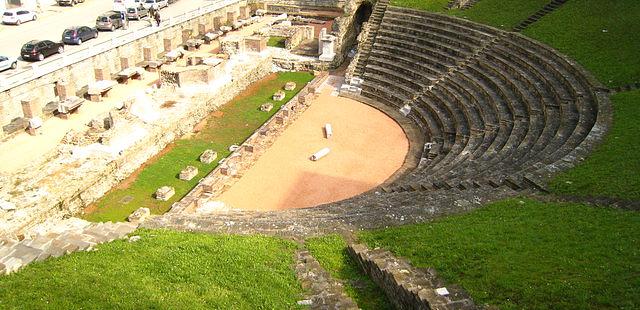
[2,9,37,25]
[143,0,168,10]
[0,55,18,71]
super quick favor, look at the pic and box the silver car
[0,55,18,71]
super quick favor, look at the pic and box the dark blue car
[62,26,98,45]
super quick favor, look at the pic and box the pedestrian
[148,6,156,22]
[154,11,161,27]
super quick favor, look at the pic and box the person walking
[148,5,156,24]
[154,10,161,27]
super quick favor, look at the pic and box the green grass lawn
[524,0,640,88]
[390,0,449,12]
[305,235,393,310]
[85,72,315,222]
[268,36,287,48]
[447,0,550,30]
[359,199,640,309]
[549,90,640,200]
[0,229,305,309]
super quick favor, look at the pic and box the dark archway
[354,1,374,34]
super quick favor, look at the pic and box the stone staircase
[0,218,138,275]
[513,0,568,32]
[350,0,390,79]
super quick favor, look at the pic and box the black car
[21,40,64,61]
[62,26,98,45]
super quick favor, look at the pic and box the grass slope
[305,235,393,310]
[524,0,640,88]
[448,0,550,30]
[550,90,640,200]
[0,230,305,309]
[268,36,287,48]
[390,0,449,12]
[359,199,640,309]
[85,72,314,222]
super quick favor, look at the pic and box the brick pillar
[120,57,130,70]
[198,23,207,36]
[143,46,156,61]
[239,6,250,19]
[21,98,42,119]
[163,38,174,52]
[94,67,110,81]
[55,81,75,101]
[227,11,238,25]
[213,16,224,30]
[181,29,192,45]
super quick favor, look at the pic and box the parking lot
[0,0,210,78]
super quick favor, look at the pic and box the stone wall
[264,0,347,12]
[0,1,248,129]
[0,55,273,239]
[348,243,477,310]
[169,72,328,214]
[331,0,372,66]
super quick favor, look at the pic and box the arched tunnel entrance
[354,1,374,34]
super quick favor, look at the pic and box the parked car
[96,11,124,31]
[143,0,168,10]
[126,6,148,20]
[0,55,18,71]
[21,40,64,61]
[62,26,98,45]
[57,0,85,6]
[2,9,37,25]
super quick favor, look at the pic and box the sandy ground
[216,77,409,211]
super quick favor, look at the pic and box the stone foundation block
[200,149,218,164]
[179,166,198,181]
[155,186,175,201]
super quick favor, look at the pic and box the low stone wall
[169,72,328,214]
[0,55,273,239]
[348,243,477,310]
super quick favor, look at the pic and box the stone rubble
[127,207,151,223]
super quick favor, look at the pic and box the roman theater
[0,0,637,308]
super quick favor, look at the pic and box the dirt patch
[216,81,409,211]
[212,111,224,118]
[232,73,278,102]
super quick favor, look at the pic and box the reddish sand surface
[216,78,409,211]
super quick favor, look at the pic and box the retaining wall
[348,243,477,310]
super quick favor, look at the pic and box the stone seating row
[357,7,603,191]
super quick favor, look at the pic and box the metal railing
[0,0,241,92]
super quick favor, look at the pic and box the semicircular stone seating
[356,6,609,193]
